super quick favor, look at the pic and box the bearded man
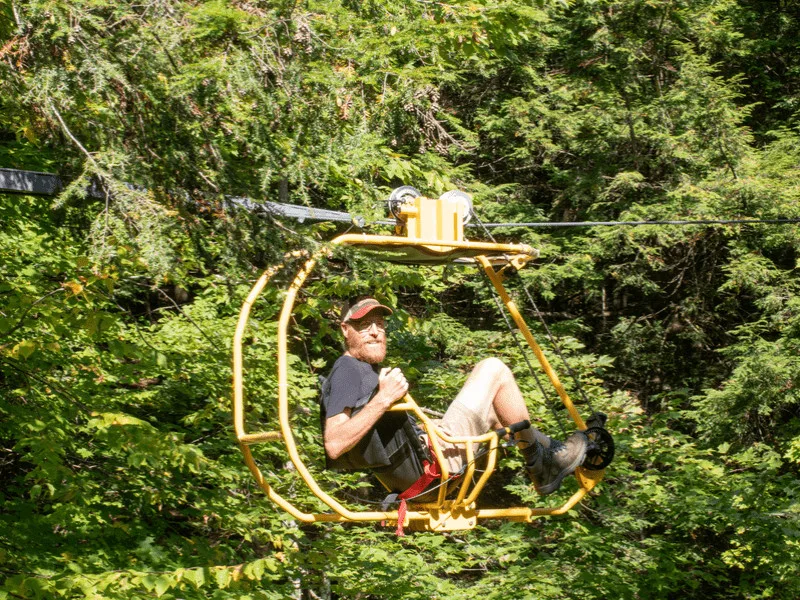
[320,296,588,498]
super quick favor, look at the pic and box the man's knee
[474,357,513,381]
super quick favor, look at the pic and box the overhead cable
[0,168,381,225]
[4,169,798,229]
[472,218,800,228]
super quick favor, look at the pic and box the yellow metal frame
[232,196,605,531]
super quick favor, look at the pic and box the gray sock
[533,429,552,448]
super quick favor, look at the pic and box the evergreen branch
[48,101,99,169]
[10,1,22,29]
[150,31,180,73]
[48,101,116,251]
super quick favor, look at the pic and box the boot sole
[534,438,588,496]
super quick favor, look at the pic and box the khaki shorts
[429,399,494,475]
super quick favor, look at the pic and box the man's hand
[376,367,409,407]
[324,366,409,460]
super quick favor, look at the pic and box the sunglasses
[347,318,386,333]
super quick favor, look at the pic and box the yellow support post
[477,256,587,431]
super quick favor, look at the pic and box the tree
[2,0,799,598]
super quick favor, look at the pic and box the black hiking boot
[525,432,588,496]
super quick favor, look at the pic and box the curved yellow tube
[232,234,603,528]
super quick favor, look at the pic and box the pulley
[388,186,421,220]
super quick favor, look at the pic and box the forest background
[1,0,799,598]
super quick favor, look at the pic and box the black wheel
[582,427,614,470]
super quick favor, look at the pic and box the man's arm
[324,367,408,460]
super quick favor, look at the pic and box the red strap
[395,456,442,536]
[396,499,408,536]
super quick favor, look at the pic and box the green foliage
[2,0,800,598]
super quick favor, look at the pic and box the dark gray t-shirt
[322,355,380,421]
[321,355,421,487]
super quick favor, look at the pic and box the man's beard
[360,342,386,364]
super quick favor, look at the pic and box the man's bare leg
[451,357,540,447]
[448,357,587,496]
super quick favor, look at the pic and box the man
[320,296,588,498]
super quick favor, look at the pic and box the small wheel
[439,190,474,224]
[582,427,615,470]
[388,186,420,220]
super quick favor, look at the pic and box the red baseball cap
[341,297,393,323]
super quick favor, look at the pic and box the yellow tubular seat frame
[232,200,605,532]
